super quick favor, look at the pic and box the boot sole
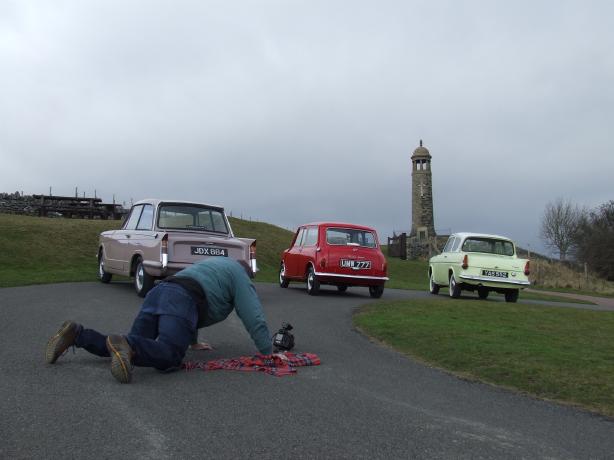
[45,321,75,364]
[106,336,132,384]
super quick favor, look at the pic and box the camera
[272,323,295,352]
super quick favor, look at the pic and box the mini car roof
[451,232,514,242]
[300,222,377,231]
[134,198,225,210]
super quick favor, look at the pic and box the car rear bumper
[459,274,530,287]
[143,259,256,278]
[314,270,389,285]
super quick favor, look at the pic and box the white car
[428,232,530,302]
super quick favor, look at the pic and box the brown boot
[45,321,81,364]
[106,335,134,384]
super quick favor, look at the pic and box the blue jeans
[75,284,197,371]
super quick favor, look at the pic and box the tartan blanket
[182,352,321,377]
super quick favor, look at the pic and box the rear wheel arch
[130,254,143,277]
[304,262,314,280]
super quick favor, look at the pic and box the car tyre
[337,285,348,293]
[429,271,439,295]
[504,289,519,303]
[306,266,320,296]
[279,262,290,288]
[134,257,154,297]
[369,285,384,298]
[477,287,489,300]
[98,253,112,284]
[449,274,461,298]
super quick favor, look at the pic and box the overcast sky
[1,1,612,255]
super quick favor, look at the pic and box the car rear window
[158,204,229,234]
[461,238,514,256]
[326,228,377,248]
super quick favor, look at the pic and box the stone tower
[410,140,436,239]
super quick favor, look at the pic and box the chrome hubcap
[307,272,313,290]
[449,276,455,296]
[136,264,144,291]
[99,260,104,278]
[280,264,285,283]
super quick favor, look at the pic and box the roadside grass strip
[354,298,614,417]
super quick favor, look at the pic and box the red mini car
[279,222,389,297]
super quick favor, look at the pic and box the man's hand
[272,352,289,362]
[190,342,213,351]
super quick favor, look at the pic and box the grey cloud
[1,0,613,256]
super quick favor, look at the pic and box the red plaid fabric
[182,352,321,377]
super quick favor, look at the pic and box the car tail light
[462,255,468,269]
[161,234,168,268]
[524,260,530,276]
[250,241,257,273]
[320,258,326,268]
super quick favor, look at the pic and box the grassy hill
[0,214,293,288]
[0,213,429,290]
[2,213,607,301]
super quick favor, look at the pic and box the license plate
[191,246,228,257]
[340,259,371,270]
[482,269,508,278]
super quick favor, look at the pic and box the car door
[104,205,142,272]
[131,204,157,263]
[117,204,144,273]
[285,228,305,278]
[433,236,455,284]
[297,226,319,275]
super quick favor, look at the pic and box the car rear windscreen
[157,205,229,234]
[461,238,514,256]
[326,228,377,248]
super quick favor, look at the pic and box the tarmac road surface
[1,281,613,459]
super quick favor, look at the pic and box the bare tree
[574,200,614,280]
[540,198,583,260]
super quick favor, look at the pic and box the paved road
[1,281,613,459]
[525,288,614,311]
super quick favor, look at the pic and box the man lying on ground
[45,257,277,383]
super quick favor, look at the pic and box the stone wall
[0,192,125,219]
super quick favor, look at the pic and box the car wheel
[306,266,320,296]
[98,253,112,284]
[449,273,461,298]
[429,271,439,295]
[337,285,348,293]
[477,287,489,300]
[279,262,290,288]
[134,257,154,297]
[369,285,384,298]
[504,289,519,303]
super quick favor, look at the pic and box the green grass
[0,214,292,288]
[384,257,429,290]
[354,299,614,416]
[228,217,293,282]
[0,213,601,305]
[0,214,123,287]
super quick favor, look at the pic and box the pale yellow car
[428,233,530,302]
